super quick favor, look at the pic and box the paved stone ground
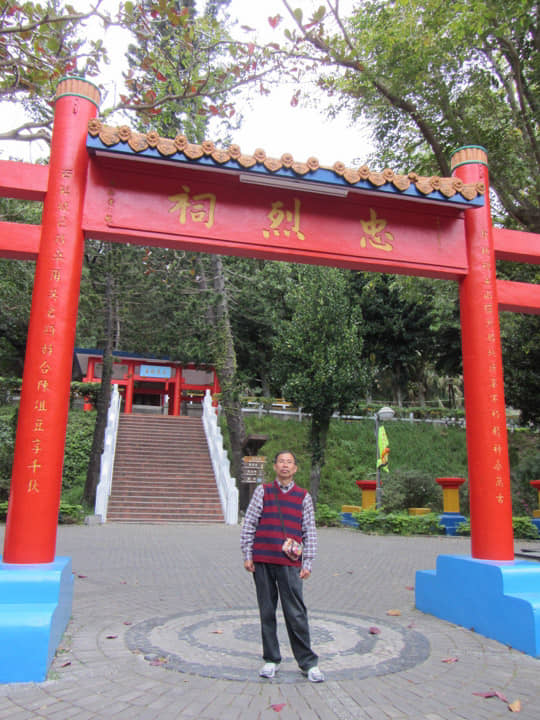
[0,523,539,719]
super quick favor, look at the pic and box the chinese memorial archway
[1,77,539,681]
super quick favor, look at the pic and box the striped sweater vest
[252,481,306,567]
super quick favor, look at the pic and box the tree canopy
[0,0,114,144]
[272,0,539,232]
[0,0,538,435]
[271,265,368,502]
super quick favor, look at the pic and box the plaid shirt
[240,482,318,572]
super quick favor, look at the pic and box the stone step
[108,413,223,524]
[109,483,219,493]
[111,473,215,482]
[108,500,222,511]
[112,463,214,473]
[110,487,216,496]
[106,516,223,523]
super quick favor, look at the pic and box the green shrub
[379,470,443,514]
[0,376,22,404]
[512,516,540,539]
[353,510,445,536]
[456,516,539,540]
[62,410,96,491]
[0,407,95,509]
[0,500,84,524]
[315,503,342,527]
[510,449,540,516]
[0,406,17,501]
[69,381,100,408]
[57,502,85,524]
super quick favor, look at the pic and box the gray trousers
[253,563,318,671]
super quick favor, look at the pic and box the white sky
[0,0,372,167]
[216,0,372,167]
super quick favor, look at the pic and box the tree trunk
[210,255,246,483]
[308,411,332,507]
[83,271,115,508]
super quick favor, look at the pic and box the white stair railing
[94,385,121,522]
[202,390,238,525]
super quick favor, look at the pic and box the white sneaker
[259,662,280,678]
[307,666,325,683]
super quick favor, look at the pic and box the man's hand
[299,567,311,580]
[244,559,255,573]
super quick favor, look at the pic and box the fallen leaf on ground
[473,690,509,703]
[368,626,381,634]
[270,704,286,712]
[441,657,459,663]
[386,609,401,616]
[508,699,522,713]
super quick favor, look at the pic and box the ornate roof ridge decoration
[87,120,485,201]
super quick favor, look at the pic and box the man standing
[240,450,324,682]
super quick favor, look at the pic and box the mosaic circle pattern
[126,608,430,682]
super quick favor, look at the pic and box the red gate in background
[0,77,539,672]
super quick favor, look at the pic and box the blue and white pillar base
[0,557,73,683]
[438,512,467,535]
[416,554,540,657]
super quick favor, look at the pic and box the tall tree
[0,0,113,144]
[119,0,256,476]
[0,0,270,146]
[271,265,367,504]
[271,0,538,232]
[82,253,116,507]
[261,0,538,419]
[351,274,435,407]
[227,258,295,396]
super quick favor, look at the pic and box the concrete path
[0,523,539,719]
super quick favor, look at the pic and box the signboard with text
[241,456,267,484]
[83,157,468,280]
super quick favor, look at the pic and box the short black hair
[274,450,297,463]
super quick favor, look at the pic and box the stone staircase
[107,414,224,523]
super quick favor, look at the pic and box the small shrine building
[73,348,220,415]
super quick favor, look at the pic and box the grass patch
[237,414,469,511]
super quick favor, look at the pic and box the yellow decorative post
[356,480,377,510]
[436,477,467,535]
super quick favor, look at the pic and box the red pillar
[83,356,96,411]
[172,366,181,416]
[125,360,135,414]
[3,78,100,563]
[212,370,220,407]
[452,146,513,561]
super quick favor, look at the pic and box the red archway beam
[492,227,539,314]
[0,221,40,260]
[493,227,540,264]
[0,159,47,260]
[0,160,48,201]
[497,279,540,315]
